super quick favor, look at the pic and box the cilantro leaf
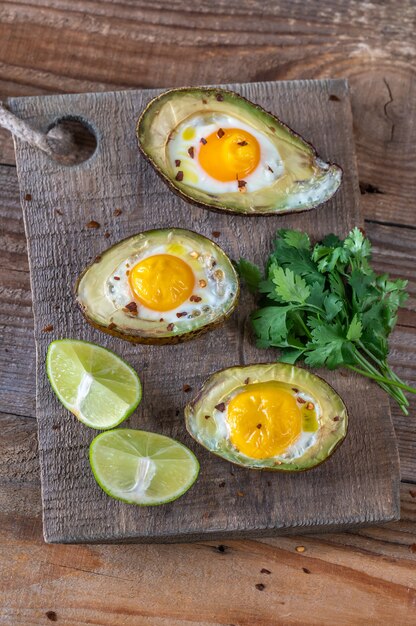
[278,347,305,364]
[312,244,349,273]
[251,306,291,347]
[278,229,311,251]
[305,321,347,369]
[271,267,310,304]
[235,258,262,294]
[323,293,343,321]
[307,282,326,309]
[346,314,362,341]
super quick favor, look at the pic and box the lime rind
[89,429,200,506]
[46,339,142,430]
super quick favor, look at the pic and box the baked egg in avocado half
[185,363,348,471]
[76,228,239,345]
[137,87,342,216]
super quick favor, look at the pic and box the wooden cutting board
[9,79,400,544]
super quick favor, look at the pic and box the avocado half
[137,87,342,216]
[185,363,348,471]
[75,228,239,345]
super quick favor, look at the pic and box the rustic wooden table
[0,2,415,624]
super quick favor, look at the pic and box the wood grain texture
[8,79,400,543]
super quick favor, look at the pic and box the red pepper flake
[175,171,184,182]
[188,146,195,159]
[175,159,181,167]
[260,568,271,575]
[302,567,311,574]
[24,193,32,201]
[124,301,138,313]
[409,490,416,498]
[204,415,211,420]
[104,232,110,238]
[42,324,54,332]
[292,387,299,393]
[199,279,207,288]
[215,402,226,412]
[113,276,120,281]
[333,415,340,422]
[176,311,187,318]
[255,583,265,591]
[159,318,164,322]
[126,270,130,276]
[93,255,102,264]
[297,397,306,404]
[306,402,314,411]
[108,322,116,330]
[113,208,122,217]
[216,93,224,101]
[256,423,262,429]
[269,126,276,133]
[190,295,202,303]
[217,128,225,138]
[86,220,100,229]
[237,140,248,146]
[200,137,207,145]
[244,377,250,384]
[183,384,192,393]
[167,323,175,331]
[238,179,247,189]
[212,231,221,238]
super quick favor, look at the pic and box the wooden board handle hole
[46,116,97,165]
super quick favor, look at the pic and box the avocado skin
[137,86,343,216]
[185,362,348,472]
[76,299,238,346]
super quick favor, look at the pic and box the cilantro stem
[294,312,312,339]
[351,348,410,409]
[346,365,415,395]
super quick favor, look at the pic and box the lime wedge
[89,429,200,505]
[46,339,142,429]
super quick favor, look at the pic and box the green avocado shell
[75,228,239,345]
[137,87,342,216]
[185,362,348,471]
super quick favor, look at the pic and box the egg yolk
[226,382,302,459]
[198,128,260,182]
[129,254,194,312]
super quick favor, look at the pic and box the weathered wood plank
[0,413,415,626]
[7,80,401,543]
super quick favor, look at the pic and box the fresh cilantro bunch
[236,227,415,414]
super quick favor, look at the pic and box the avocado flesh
[185,363,348,471]
[75,228,239,345]
[137,87,342,215]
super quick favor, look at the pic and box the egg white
[167,113,284,194]
[211,385,320,462]
[106,241,234,324]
